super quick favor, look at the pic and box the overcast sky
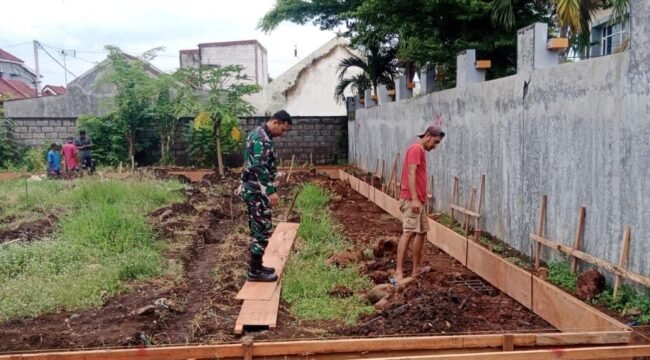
[0,0,339,87]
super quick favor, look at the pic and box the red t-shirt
[399,143,427,202]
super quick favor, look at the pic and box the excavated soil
[0,214,57,244]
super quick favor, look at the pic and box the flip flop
[388,277,398,286]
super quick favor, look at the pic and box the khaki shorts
[399,199,430,234]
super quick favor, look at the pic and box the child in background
[47,143,62,177]
[61,137,79,172]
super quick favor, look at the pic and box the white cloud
[0,0,339,86]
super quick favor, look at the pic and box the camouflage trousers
[242,187,273,256]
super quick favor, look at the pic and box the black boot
[248,255,278,282]
[261,264,276,274]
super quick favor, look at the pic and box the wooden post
[571,207,586,274]
[474,174,485,241]
[131,155,135,172]
[310,153,313,166]
[118,161,123,174]
[283,191,300,222]
[464,188,477,238]
[428,175,435,215]
[375,158,380,177]
[502,334,514,351]
[451,176,459,223]
[387,153,399,197]
[286,155,296,183]
[613,226,632,299]
[242,338,253,360]
[534,195,548,270]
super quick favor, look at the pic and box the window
[602,20,627,55]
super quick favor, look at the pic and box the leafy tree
[261,0,551,87]
[151,74,188,165]
[78,114,129,166]
[103,46,159,167]
[175,65,260,176]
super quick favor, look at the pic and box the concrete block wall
[11,118,77,146]
[240,116,348,165]
[349,6,650,277]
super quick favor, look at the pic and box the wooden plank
[450,204,480,218]
[286,154,296,183]
[236,223,299,300]
[532,276,628,331]
[235,282,282,333]
[530,233,650,288]
[0,332,632,360]
[355,345,650,360]
[534,195,547,270]
[535,331,631,346]
[339,169,349,182]
[463,188,476,238]
[613,226,631,298]
[451,176,459,222]
[467,240,532,309]
[475,60,492,69]
[571,207,586,274]
[427,219,467,266]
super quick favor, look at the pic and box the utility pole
[33,40,41,96]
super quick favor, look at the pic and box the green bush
[183,114,244,168]
[0,118,19,169]
[547,260,578,293]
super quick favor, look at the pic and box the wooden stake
[131,155,135,172]
[375,158,380,177]
[451,176,459,223]
[310,152,313,166]
[286,155,296,183]
[283,191,299,221]
[613,226,631,299]
[118,161,123,174]
[387,153,399,197]
[502,334,514,351]
[534,195,547,270]
[464,188,476,238]
[571,207,586,274]
[380,159,385,181]
[428,175,435,215]
[474,174,485,241]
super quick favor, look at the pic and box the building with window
[590,8,630,57]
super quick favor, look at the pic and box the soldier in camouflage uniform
[241,110,292,282]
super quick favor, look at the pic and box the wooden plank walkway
[234,222,298,334]
[236,222,299,301]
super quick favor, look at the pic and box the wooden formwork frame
[340,170,630,333]
[0,332,637,360]
[530,196,650,295]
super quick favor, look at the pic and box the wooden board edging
[343,175,630,334]
[0,332,632,360]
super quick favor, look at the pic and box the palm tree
[334,44,398,102]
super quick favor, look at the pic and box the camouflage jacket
[241,124,277,195]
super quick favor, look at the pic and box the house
[180,40,268,86]
[589,8,630,58]
[0,49,38,100]
[42,85,66,96]
[247,37,360,116]
[3,52,162,147]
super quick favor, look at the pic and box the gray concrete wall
[350,3,650,276]
[11,118,77,146]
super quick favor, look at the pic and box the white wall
[200,43,267,86]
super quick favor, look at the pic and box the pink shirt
[62,143,78,170]
[399,143,428,203]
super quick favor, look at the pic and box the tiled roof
[0,48,24,63]
[0,78,36,99]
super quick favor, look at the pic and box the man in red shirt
[395,125,445,281]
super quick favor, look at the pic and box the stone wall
[11,117,77,146]
[240,116,348,165]
[350,3,650,277]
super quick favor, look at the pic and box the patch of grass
[283,184,373,323]
[547,260,577,293]
[592,286,650,324]
[0,178,183,321]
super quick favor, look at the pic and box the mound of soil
[0,214,57,244]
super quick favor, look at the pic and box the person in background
[75,130,95,174]
[61,137,79,173]
[47,143,62,177]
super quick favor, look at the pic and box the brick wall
[11,118,77,147]
[240,116,348,165]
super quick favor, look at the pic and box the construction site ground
[2,168,647,354]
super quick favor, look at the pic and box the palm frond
[609,0,629,24]
[554,0,582,34]
[337,56,369,80]
[491,0,515,29]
